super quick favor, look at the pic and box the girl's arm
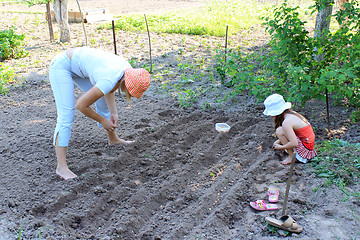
[75,86,117,131]
[275,121,298,150]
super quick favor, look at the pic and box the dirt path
[0,1,359,239]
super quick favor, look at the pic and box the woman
[263,94,317,165]
[49,47,150,180]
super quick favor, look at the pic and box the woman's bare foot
[56,166,77,180]
[107,131,134,145]
[280,156,294,165]
[108,137,135,145]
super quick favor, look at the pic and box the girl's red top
[294,124,315,150]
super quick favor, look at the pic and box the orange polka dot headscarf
[124,68,150,98]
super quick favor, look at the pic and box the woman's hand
[101,118,117,132]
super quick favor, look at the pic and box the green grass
[99,0,272,36]
[311,139,360,197]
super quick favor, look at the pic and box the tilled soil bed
[0,1,359,239]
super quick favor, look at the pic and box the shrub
[216,0,360,111]
[0,26,28,60]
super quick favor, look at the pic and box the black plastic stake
[326,88,330,132]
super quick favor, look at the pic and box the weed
[178,48,184,55]
[144,153,153,158]
[350,206,360,222]
[201,101,211,109]
[33,16,40,26]
[350,109,360,123]
[310,139,360,198]
[266,223,278,234]
[178,89,196,108]
[89,38,97,46]
[179,76,194,84]
[18,227,21,240]
[0,63,16,95]
[265,223,291,236]
[129,57,138,66]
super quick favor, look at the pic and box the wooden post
[144,14,153,73]
[46,1,54,42]
[75,0,87,46]
[112,20,121,97]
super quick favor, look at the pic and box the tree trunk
[314,4,333,61]
[314,3,333,132]
[338,0,349,10]
[314,4,333,39]
[53,0,70,43]
[46,1,54,42]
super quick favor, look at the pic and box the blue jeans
[49,52,110,147]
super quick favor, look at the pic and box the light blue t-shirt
[70,47,131,95]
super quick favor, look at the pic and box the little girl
[263,94,317,165]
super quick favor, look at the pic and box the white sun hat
[263,94,292,116]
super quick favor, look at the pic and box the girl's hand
[273,143,282,150]
[101,118,117,132]
[272,139,280,146]
[272,140,282,150]
[110,114,118,127]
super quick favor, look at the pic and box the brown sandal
[265,215,303,233]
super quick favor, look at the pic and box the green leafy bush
[0,26,28,60]
[216,0,360,111]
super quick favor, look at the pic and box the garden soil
[0,1,359,239]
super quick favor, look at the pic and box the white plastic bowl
[215,123,230,133]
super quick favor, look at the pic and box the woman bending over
[49,47,150,179]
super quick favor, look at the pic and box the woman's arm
[104,91,118,126]
[75,86,117,131]
[104,91,117,114]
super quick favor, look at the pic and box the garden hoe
[282,153,296,216]
[265,153,304,233]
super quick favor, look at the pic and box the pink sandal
[250,200,278,211]
[268,188,279,203]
